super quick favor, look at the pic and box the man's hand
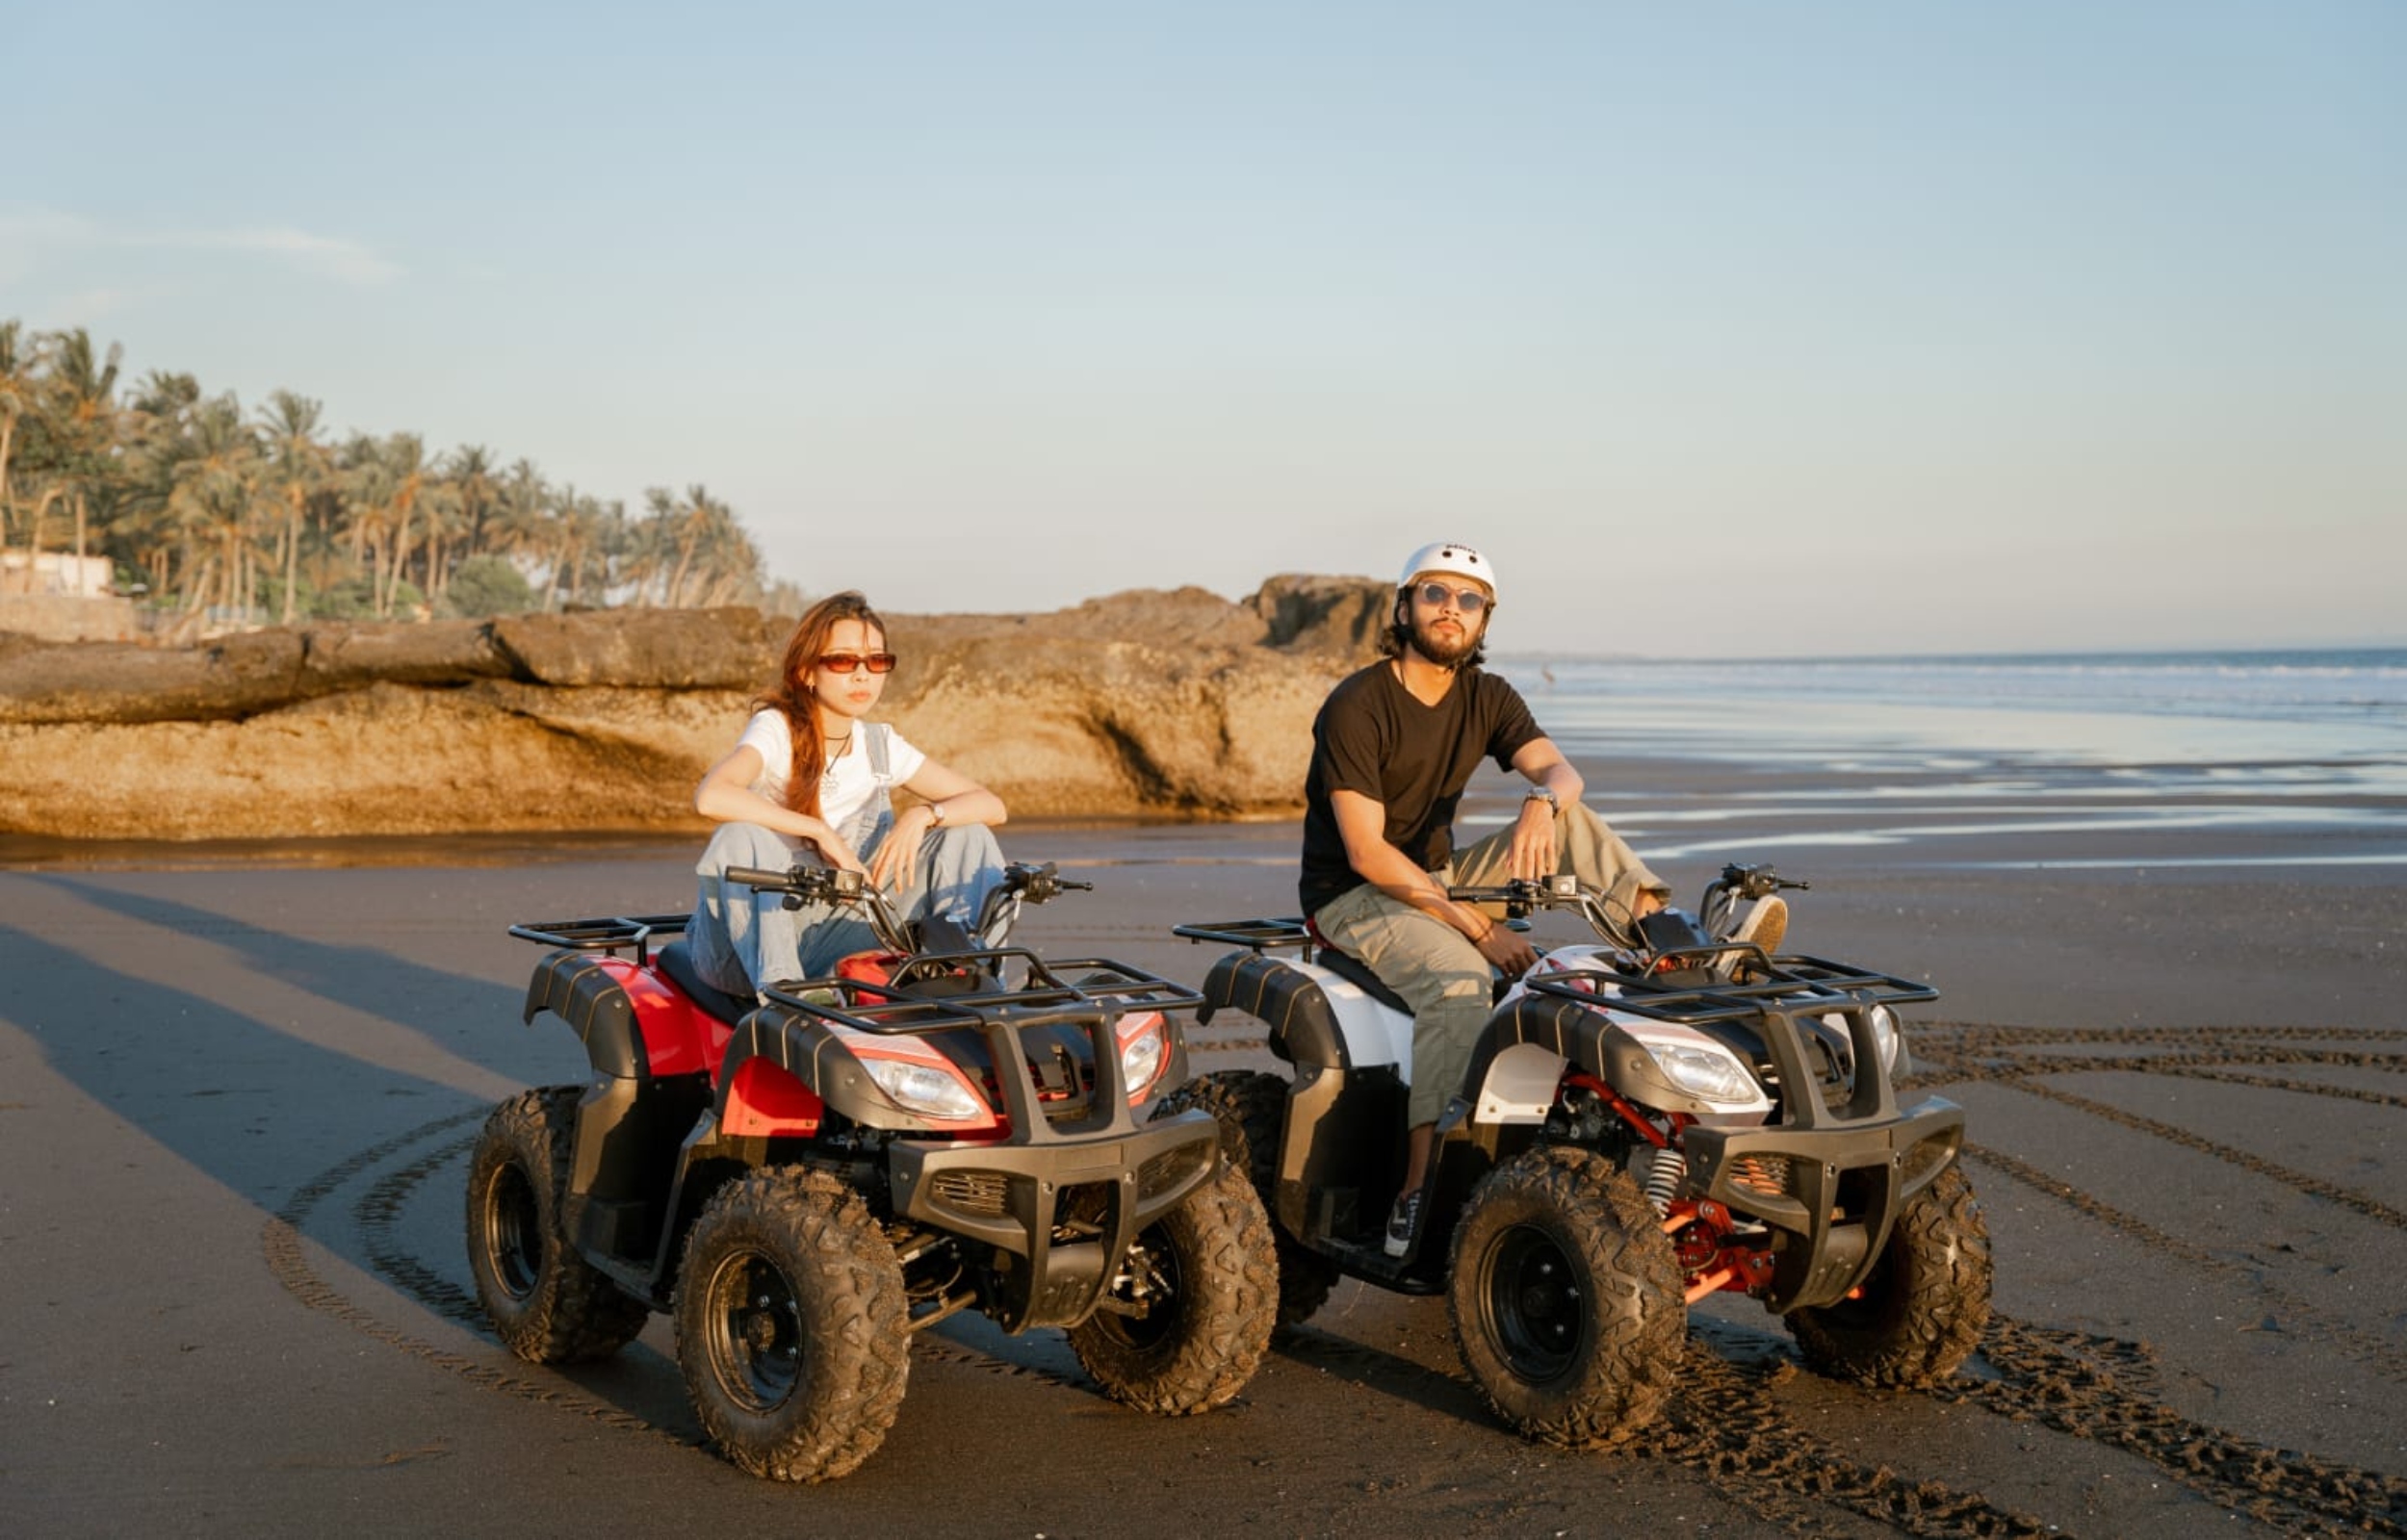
[1473,919,1538,976]
[1507,794,1559,882]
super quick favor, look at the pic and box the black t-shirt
[1298,661,1544,913]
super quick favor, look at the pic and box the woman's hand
[802,820,868,876]
[867,805,935,891]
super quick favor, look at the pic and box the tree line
[0,319,797,634]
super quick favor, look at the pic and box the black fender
[522,950,648,1078]
[1460,992,1745,1120]
[1197,951,1352,1069]
[520,952,709,1284]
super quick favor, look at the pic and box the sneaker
[1730,895,1787,957]
[1384,1189,1422,1258]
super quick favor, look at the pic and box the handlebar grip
[727,866,797,888]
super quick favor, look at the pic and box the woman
[687,590,1009,996]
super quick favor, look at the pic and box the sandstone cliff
[0,576,1389,841]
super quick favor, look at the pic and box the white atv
[1166,862,1992,1449]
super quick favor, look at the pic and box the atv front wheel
[674,1168,910,1481]
[1787,1163,1993,1388]
[1448,1144,1686,1450]
[1066,1162,1277,1415]
[1155,1070,1342,1324]
[465,1087,650,1362]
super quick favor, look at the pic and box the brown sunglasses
[817,652,898,675]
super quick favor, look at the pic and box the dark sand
[3,756,2403,1537]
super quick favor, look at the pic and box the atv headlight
[1117,1014,1168,1100]
[863,1058,986,1121]
[1643,1040,1759,1107]
[1867,1004,1902,1074]
[1820,1005,1904,1077]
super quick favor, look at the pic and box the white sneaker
[1731,894,1787,957]
[1383,1190,1422,1258]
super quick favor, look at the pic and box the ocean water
[1481,648,2407,867]
[1493,648,2407,777]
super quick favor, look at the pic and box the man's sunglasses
[817,652,899,675]
[1414,581,1489,614]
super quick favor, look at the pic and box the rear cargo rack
[508,913,691,966]
[1172,917,1314,956]
[761,950,1204,1037]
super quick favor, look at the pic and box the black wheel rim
[1095,1227,1182,1350]
[481,1160,543,1301]
[701,1248,804,1412]
[1481,1221,1586,1382]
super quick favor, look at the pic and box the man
[1300,542,1699,1258]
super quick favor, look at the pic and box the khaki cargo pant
[1310,803,1666,1128]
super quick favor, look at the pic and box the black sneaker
[1384,1190,1422,1258]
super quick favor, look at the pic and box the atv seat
[656,939,759,1026]
[1311,921,1515,1010]
[1307,935,1416,1017]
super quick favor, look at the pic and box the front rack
[1529,955,1938,1029]
[508,913,691,964]
[761,950,1204,1037]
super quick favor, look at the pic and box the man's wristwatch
[1524,786,1559,812]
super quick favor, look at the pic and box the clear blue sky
[7,1,2400,655]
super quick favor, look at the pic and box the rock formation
[0,576,1391,841]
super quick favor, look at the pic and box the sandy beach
[3,744,2403,1537]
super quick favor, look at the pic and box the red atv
[466,861,1276,1482]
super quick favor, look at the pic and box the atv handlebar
[1717,862,1809,900]
[728,859,1092,957]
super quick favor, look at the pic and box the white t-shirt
[736,709,928,848]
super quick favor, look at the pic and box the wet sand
[3,757,2403,1537]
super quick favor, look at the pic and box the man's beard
[1411,613,1481,669]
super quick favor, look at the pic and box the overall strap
[835,723,898,857]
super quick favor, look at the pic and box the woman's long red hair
[756,591,886,817]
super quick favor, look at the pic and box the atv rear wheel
[674,1168,910,1481]
[1066,1162,1277,1415]
[1787,1163,1993,1388]
[465,1087,650,1362]
[1155,1070,1342,1324]
[1448,1144,1686,1450]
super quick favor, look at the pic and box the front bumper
[889,1108,1221,1331]
[1681,1091,1965,1312]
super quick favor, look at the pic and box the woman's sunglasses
[1414,581,1489,614]
[816,652,899,675]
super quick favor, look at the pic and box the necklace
[821,728,854,791]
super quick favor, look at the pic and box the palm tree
[45,329,124,583]
[0,324,80,592]
[126,391,267,622]
[441,444,499,597]
[117,371,203,603]
[484,456,555,598]
[631,483,749,607]
[258,391,330,624]
[542,486,615,609]
[0,321,33,585]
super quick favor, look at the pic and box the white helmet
[1398,541,1497,599]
